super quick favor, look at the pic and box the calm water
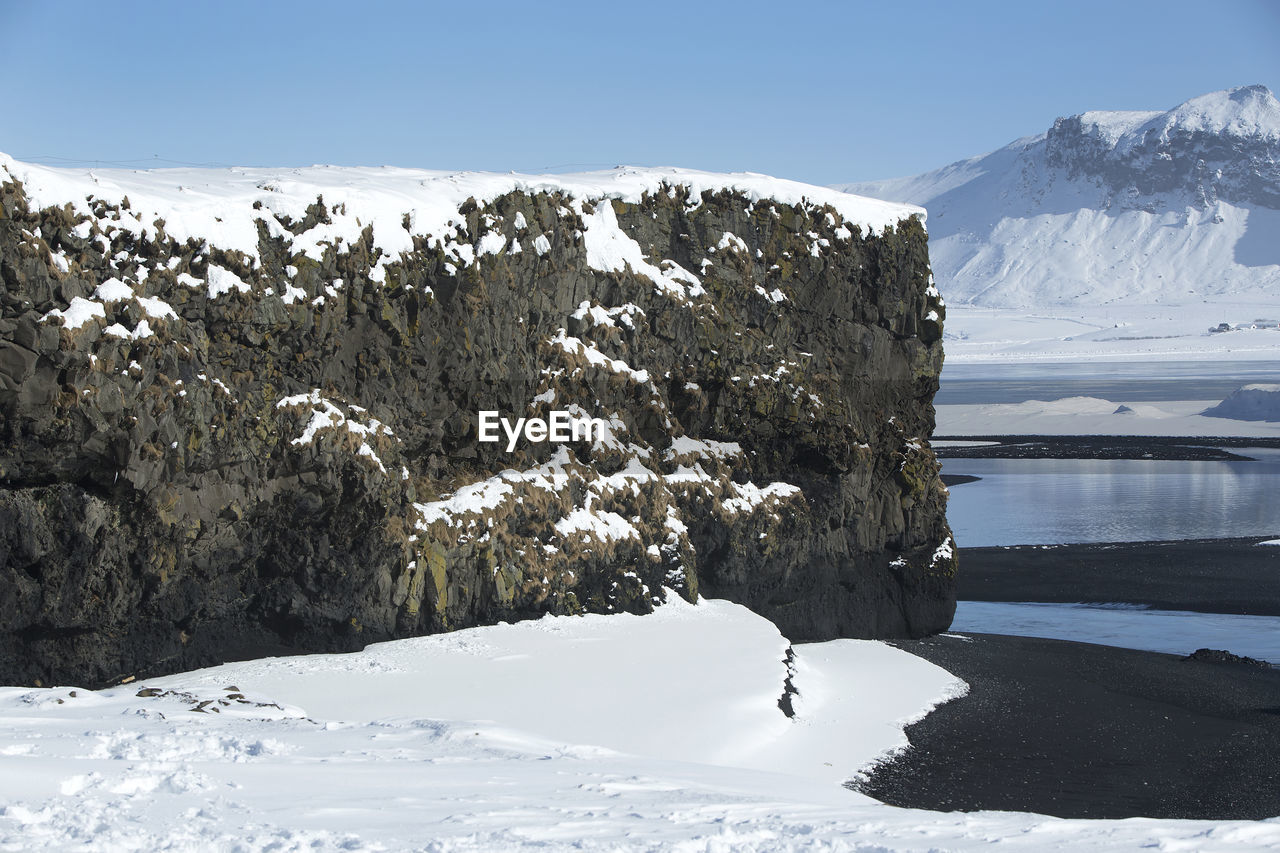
[951,602,1280,664]
[938,360,1280,656]
[943,452,1280,547]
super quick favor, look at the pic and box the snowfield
[1203,384,1280,422]
[941,304,1280,364]
[936,395,1280,438]
[2,597,1278,851]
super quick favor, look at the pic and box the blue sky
[2,0,1277,185]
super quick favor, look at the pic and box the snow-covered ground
[935,313,1280,436]
[943,303,1280,364]
[4,597,1277,851]
[937,396,1280,437]
[1204,384,1280,421]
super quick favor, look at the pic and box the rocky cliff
[0,156,954,687]
[1043,84,1280,209]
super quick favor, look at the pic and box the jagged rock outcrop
[0,156,954,686]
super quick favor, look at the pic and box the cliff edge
[0,156,953,686]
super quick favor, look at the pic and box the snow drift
[1203,384,1280,421]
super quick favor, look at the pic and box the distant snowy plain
[942,303,1280,365]
[937,395,1280,438]
[2,598,1278,851]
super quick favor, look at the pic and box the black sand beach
[854,535,1280,819]
[933,434,1280,460]
[857,633,1280,820]
[958,537,1280,617]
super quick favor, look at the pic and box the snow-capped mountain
[838,85,1280,309]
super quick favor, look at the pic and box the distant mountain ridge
[837,85,1280,308]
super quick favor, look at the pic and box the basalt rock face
[0,159,954,686]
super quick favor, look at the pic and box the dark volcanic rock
[1183,648,1273,668]
[0,161,953,686]
[1045,84,1280,209]
[956,537,1280,617]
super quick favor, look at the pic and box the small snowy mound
[1202,384,1280,422]
[1004,397,1176,420]
[1014,396,1118,416]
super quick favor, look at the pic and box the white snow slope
[2,598,1278,851]
[837,85,1280,309]
[1203,383,1280,421]
[837,85,1280,362]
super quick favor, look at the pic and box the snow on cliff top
[1157,83,1280,141]
[0,151,924,262]
[832,85,1280,313]
[841,85,1280,205]
[1074,109,1163,144]
[1072,85,1280,147]
[1087,84,1280,155]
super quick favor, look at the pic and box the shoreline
[934,434,1280,460]
[856,533,1280,819]
[856,632,1280,820]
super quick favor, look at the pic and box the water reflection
[943,455,1280,546]
[952,601,1280,664]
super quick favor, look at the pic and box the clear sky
[2,0,1277,185]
